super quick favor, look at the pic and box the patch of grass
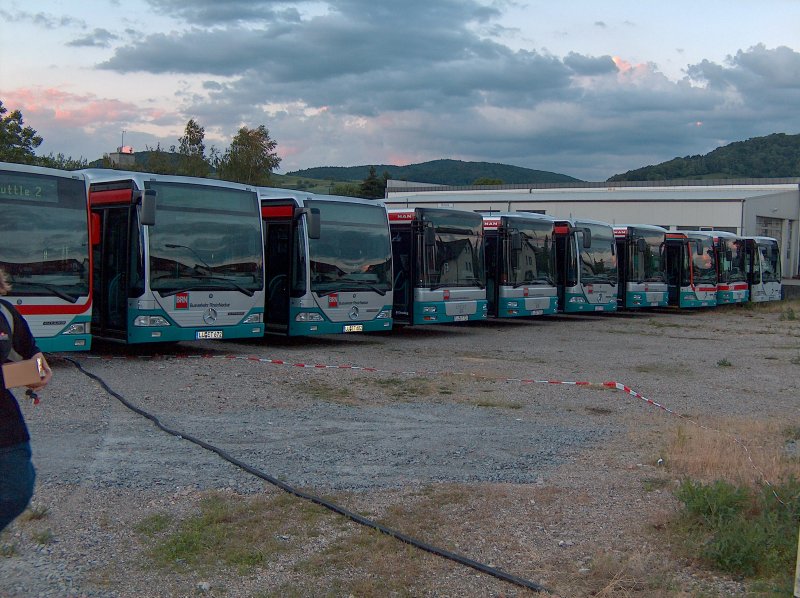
[716,358,732,367]
[779,306,797,321]
[641,477,671,492]
[666,419,800,487]
[135,513,172,536]
[18,505,49,522]
[672,477,800,587]
[32,529,54,545]
[145,492,328,574]
[468,396,523,409]
[0,542,18,557]
[305,379,356,404]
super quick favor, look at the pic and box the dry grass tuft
[663,417,800,488]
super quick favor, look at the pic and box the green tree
[217,125,281,185]
[358,165,385,199]
[473,177,503,185]
[143,143,173,174]
[0,100,42,164]
[37,153,88,170]
[330,182,361,197]
[177,118,210,177]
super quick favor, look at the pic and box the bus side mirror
[296,207,321,239]
[510,231,522,252]
[637,238,647,253]
[138,189,156,226]
[582,228,591,249]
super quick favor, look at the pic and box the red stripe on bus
[261,205,294,218]
[553,225,570,234]
[16,301,91,315]
[89,189,132,205]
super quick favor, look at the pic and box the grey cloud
[0,8,84,29]
[67,28,119,48]
[563,52,616,76]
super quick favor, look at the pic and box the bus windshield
[507,220,554,286]
[631,230,666,283]
[579,223,617,284]
[758,242,781,282]
[423,210,485,289]
[0,171,89,302]
[690,237,717,284]
[717,237,747,283]
[148,182,263,295]
[308,200,392,295]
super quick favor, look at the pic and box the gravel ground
[1,303,798,597]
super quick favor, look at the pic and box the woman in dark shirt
[0,268,52,533]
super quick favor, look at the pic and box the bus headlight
[134,315,171,327]
[63,322,88,335]
[243,313,263,324]
[295,312,324,322]
[423,306,437,313]
[568,297,586,304]
[376,310,391,319]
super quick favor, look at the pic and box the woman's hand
[26,352,52,390]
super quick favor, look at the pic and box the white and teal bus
[388,208,487,325]
[710,230,749,304]
[0,162,92,351]
[553,218,617,313]
[745,236,782,302]
[83,170,265,344]
[260,189,393,336]
[664,231,717,308]
[613,225,668,309]
[483,213,557,318]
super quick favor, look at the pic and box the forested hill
[286,159,582,185]
[608,133,800,182]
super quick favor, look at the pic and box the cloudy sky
[1,0,799,180]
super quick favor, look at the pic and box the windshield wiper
[430,277,485,291]
[156,274,255,297]
[336,278,388,296]
[10,281,79,303]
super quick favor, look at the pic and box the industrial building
[385,178,800,278]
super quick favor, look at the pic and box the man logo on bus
[176,292,189,309]
[328,294,338,308]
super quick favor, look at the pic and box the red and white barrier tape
[71,352,784,503]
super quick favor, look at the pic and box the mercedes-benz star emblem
[203,308,218,325]
[349,306,360,320]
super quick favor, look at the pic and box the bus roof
[613,224,668,238]
[2,161,86,182]
[80,169,257,192]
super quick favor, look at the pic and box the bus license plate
[196,330,223,339]
[343,324,363,333]
[454,315,468,321]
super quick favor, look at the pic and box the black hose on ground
[65,356,552,595]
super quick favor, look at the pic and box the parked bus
[745,236,782,302]
[553,219,617,313]
[83,170,265,344]
[483,213,557,318]
[613,225,668,309]
[260,189,393,335]
[664,231,717,308]
[388,208,487,325]
[0,162,92,351]
[709,230,749,304]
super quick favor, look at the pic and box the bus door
[615,237,627,306]
[261,204,294,333]
[390,226,413,323]
[553,225,571,310]
[664,238,688,306]
[90,195,134,339]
